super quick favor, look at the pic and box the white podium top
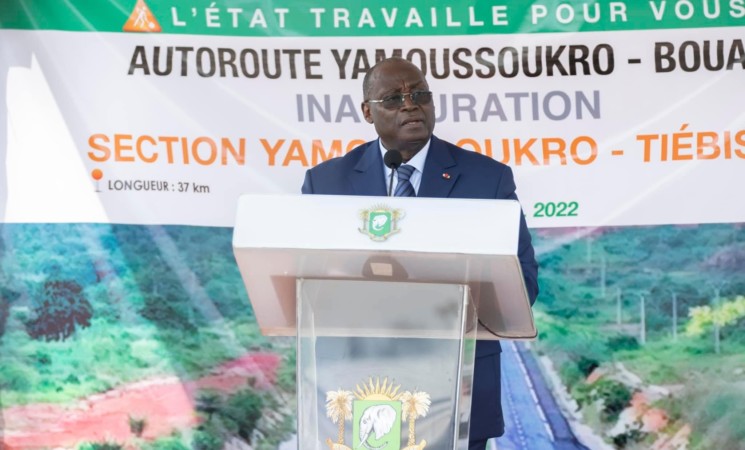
[233,194,536,339]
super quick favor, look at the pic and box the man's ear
[361,102,373,124]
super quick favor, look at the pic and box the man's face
[361,60,436,156]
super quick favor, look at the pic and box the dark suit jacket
[302,135,539,439]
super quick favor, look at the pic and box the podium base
[296,279,477,450]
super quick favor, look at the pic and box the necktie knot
[397,164,415,182]
[394,164,416,197]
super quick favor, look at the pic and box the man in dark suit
[302,57,538,450]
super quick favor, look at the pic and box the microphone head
[384,150,403,169]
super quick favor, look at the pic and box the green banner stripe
[2,0,744,35]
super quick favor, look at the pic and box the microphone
[384,150,402,197]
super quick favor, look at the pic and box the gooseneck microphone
[383,150,403,197]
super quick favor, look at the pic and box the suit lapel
[419,136,459,198]
[350,140,388,196]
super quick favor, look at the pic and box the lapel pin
[442,173,451,180]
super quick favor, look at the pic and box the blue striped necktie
[394,164,416,197]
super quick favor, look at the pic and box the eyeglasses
[365,91,433,110]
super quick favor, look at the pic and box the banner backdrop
[2,2,745,450]
[1,0,744,227]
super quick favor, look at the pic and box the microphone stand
[388,167,397,197]
[383,150,403,197]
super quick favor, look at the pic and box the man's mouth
[402,119,423,126]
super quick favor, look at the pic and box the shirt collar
[378,138,431,174]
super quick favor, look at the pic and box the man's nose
[401,93,417,108]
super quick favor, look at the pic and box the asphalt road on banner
[280,340,593,450]
[494,341,590,450]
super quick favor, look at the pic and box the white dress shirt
[378,138,431,195]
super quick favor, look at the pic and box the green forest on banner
[1,224,744,448]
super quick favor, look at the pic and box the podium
[232,194,535,450]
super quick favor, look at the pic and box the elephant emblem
[357,404,397,449]
[358,206,403,241]
[371,214,388,231]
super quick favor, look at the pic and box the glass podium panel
[297,279,477,450]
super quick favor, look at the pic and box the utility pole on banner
[600,254,606,299]
[639,293,646,346]
[713,287,721,355]
[671,291,678,342]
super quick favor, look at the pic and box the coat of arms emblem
[325,378,430,450]
[359,205,405,241]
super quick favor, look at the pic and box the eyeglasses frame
[364,90,433,109]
